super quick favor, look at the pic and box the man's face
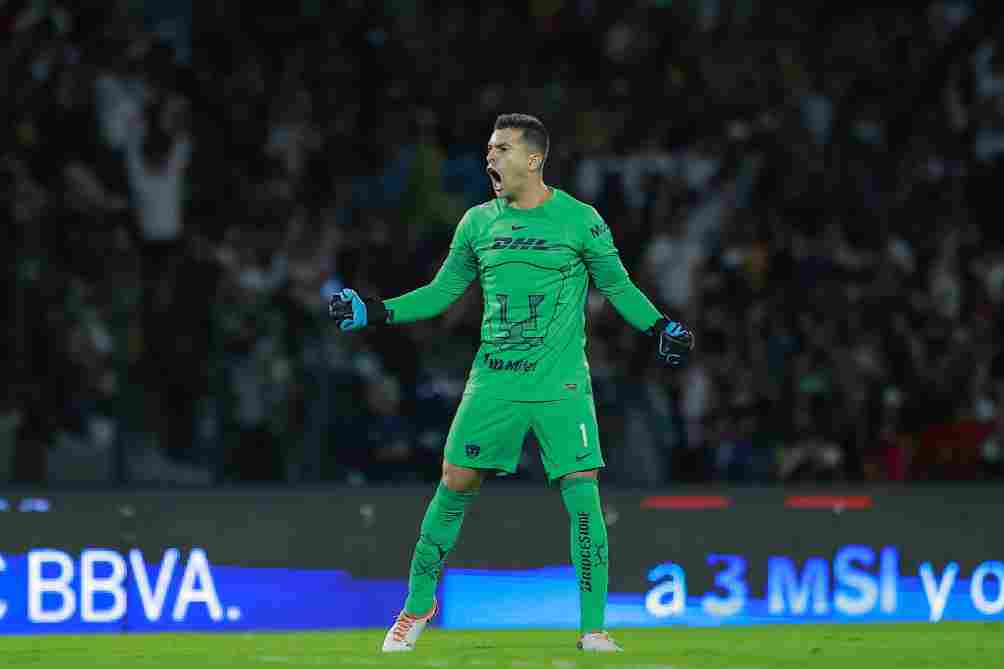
[486,128,540,200]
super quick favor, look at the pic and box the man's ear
[529,155,542,171]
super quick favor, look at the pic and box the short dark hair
[494,113,549,164]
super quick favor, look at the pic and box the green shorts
[443,392,605,481]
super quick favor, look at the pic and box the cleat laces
[391,612,418,642]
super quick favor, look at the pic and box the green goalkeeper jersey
[384,187,664,401]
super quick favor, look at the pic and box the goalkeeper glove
[650,317,695,368]
[329,288,390,331]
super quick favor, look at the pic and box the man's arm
[382,237,478,323]
[580,216,663,332]
[581,210,694,367]
[332,213,478,329]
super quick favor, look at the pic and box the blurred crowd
[3,0,1003,487]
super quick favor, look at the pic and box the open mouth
[487,166,503,193]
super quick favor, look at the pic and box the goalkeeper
[330,113,694,653]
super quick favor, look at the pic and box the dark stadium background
[3,0,1004,640]
[3,2,999,488]
[4,0,1002,489]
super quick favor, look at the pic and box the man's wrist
[364,298,392,325]
[646,317,669,337]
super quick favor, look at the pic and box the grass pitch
[6,623,1002,668]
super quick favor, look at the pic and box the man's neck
[509,181,552,210]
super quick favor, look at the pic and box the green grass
[5,623,1002,668]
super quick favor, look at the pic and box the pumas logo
[465,444,481,457]
[490,237,551,251]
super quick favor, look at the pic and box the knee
[561,468,599,483]
[442,460,483,493]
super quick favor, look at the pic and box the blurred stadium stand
[3,1,1003,487]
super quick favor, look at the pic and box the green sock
[404,482,476,615]
[560,477,609,634]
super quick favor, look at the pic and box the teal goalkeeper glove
[328,288,389,331]
[649,317,695,368]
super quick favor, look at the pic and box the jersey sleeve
[580,207,664,332]
[382,210,479,324]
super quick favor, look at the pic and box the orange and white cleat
[577,631,624,652]
[381,599,438,652]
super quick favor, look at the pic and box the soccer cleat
[577,631,624,652]
[381,599,438,652]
